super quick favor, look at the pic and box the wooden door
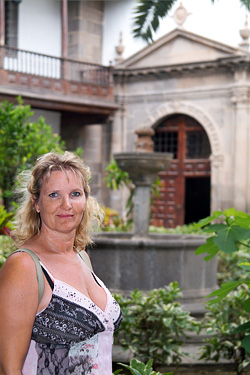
[151,114,211,228]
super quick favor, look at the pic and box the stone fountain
[89,127,217,315]
[114,126,172,237]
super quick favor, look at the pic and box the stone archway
[142,101,223,156]
[141,101,224,225]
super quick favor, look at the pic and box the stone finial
[135,127,155,152]
[239,15,250,50]
[115,32,125,63]
[172,1,191,28]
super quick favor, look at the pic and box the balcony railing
[0,45,112,86]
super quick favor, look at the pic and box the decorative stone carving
[210,154,224,169]
[231,87,250,104]
[135,126,155,152]
[172,1,191,28]
[115,32,125,63]
[239,16,250,50]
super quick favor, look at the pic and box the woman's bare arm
[0,252,39,375]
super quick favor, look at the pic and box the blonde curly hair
[12,151,104,250]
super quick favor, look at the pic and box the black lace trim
[32,295,105,346]
[114,310,123,331]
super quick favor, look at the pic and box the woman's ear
[31,196,40,213]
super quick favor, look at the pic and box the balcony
[0,45,118,115]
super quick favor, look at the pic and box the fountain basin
[89,232,218,313]
[114,152,172,186]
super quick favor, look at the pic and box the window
[5,0,19,48]
[186,131,211,159]
[153,131,178,159]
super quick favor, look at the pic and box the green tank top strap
[79,250,93,271]
[12,248,44,305]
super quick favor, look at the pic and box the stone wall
[68,0,103,63]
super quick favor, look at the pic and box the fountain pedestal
[114,152,172,237]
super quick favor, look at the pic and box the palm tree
[133,0,250,43]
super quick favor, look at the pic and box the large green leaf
[195,237,219,261]
[194,210,223,229]
[244,298,250,313]
[242,335,250,353]
[234,321,250,333]
[212,225,250,253]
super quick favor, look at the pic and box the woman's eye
[49,192,58,198]
[72,191,81,197]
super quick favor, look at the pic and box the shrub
[114,358,173,375]
[199,286,250,375]
[114,282,199,368]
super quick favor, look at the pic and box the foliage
[105,159,162,225]
[0,97,66,209]
[100,206,133,232]
[149,223,204,235]
[133,0,250,43]
[106,159,131,190]
[114,358,172,375]
[199,286,250,375]
[217,249,250,285]
[0,205,14,235]
[194,208,250,354]
[0,235,16,268]
[113,282,199,367]
[133,0,177,43]
[105,159,134,222]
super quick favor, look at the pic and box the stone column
[231,81,250,211]
[79,124,103,202]
[210,154,224,212]
[0,0,4,46]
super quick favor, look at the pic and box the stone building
[112,7,250,227]
[0,0,117,204]
[1,0,250,227]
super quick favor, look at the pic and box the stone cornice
[114,55,250,83]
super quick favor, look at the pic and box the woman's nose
[61,195,72,209]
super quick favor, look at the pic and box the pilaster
[231,85,250,211]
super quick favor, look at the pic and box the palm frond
[240,0,250,11]
[133,0,178,43]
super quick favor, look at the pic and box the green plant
[114,358,173,375]
[199,286,250,375]
[148,224,204,235]
[133,1,250,43]
[0,235,16,267]
[217,249,250,285]
[0,205,13,235]
[105,159,134,222]
[114,282,199,367]
[0,97,67,210]
[100,206,133,232]
[194,208,250,354]
[105,159,162,226]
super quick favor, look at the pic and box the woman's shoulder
[0,249,38,281]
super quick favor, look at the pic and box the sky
[103,0,249,65]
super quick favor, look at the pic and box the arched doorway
[152,114,211,228]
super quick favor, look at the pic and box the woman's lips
[57,214,74,218]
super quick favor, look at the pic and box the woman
[0,151,122,375]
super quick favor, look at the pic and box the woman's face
[34,169,86,235]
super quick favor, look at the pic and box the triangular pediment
[116,28,247,69]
